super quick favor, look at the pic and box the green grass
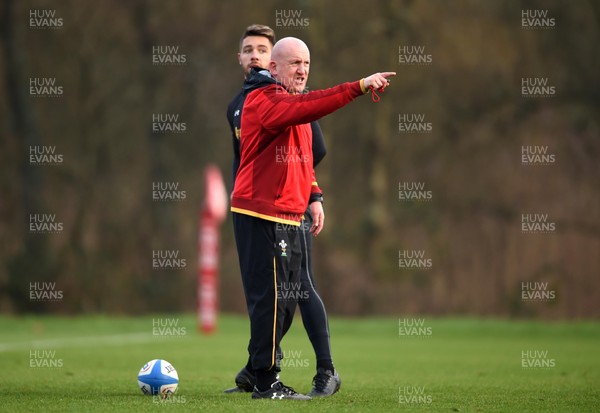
[0,315,598,412]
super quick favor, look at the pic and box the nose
[296,63,308,75]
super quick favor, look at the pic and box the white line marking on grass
[0,332,157,352]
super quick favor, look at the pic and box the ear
[269,61,277,75]
[237,52,241,65]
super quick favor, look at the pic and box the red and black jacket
[226,69,327,196]
[231,69,367,226]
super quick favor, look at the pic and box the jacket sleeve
[226,98,240,191]
[309,169,323,203]
[311,121,326,168]
[257,80,367,132]
[231,136,240,191]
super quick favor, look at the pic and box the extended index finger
[381,72,397,78]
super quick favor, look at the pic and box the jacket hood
[242,67,277,93]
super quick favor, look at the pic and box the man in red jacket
[231,36,394,400]
[225,24,341,399]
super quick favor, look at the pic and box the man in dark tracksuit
[225,25,339,398]
[229,34,394,400]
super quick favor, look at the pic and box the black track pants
[233,212,302,371]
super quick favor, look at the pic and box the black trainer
[223,367,255,393]
[307,368,341,397]
[252,381,311,400]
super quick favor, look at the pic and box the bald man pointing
[231,37,394,400]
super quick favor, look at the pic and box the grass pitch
[0,314,598,412]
